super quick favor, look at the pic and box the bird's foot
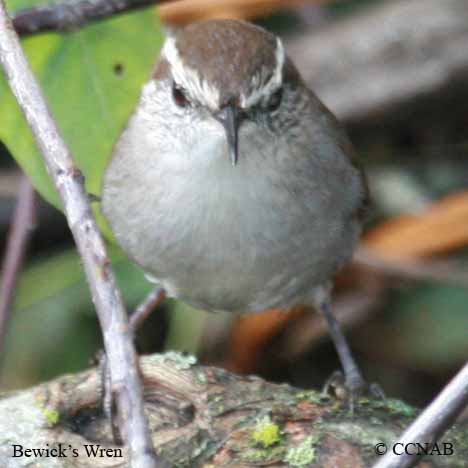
[322,370,385,412]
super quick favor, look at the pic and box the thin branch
[130,287,166,335]
[10,0,331,35]
[0,170,22,198]
[0,4,167,467]
[0,175,36,364]
[373,361,468,468]
[12,0,172,36]
[10,0,468,130]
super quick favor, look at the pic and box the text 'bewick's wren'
[102,19,370,394]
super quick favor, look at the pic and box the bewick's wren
[102,20,370,394]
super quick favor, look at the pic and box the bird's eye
[172,84,189,108]
[268,88,283,111]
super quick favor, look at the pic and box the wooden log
[0,353,466,467]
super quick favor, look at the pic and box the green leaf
[2,247,205,388]
[11,246,152,311]
[2,247,153,388]
[0,1,163,212]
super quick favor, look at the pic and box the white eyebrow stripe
[162,37,220,109]
[241,37,285,108]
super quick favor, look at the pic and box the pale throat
[161,35,286,110]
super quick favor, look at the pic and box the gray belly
[104,167,359,313]
[150,213,357,312]
[102,116,364,313]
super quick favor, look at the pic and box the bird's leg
[319,299,367,395]
[312,284,383,400]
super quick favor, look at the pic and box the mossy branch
[1,353,466,467]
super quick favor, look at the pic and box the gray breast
[103,121,361,313]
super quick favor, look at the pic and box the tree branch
[0,3,166,467]
[0,353,466,467]
[374,361,468,468]
[11,0,468,127]
[0,175,36,365]
[11,0,172,36]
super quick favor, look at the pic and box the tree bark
[1,353,466,467]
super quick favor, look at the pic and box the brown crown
[171,19,279,106]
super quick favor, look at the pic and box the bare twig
[0,175,36,363]
[0,3,167,467]
[9,0,468,128]
[12,0,172,36]
[130,287,166,335]
[0,170,22,198]
[373,361,468,468]
[10,0,331,35]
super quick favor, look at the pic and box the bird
[102,19,371,395]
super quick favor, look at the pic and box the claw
[322,369,385,413]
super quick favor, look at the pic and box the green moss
[42,408,60,426]
[380,398,416,417]
[191,439,209,458]
[359,397,416,417]
[195,371,208,385]
[324,421,395,448]
[150,351,197,370]
[246,446,286,463]
[296,390,327,404]
[285,436,317,467]
[252,416,281,448]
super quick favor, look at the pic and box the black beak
[215,105,242,166]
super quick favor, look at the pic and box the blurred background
[1,0,467,417]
